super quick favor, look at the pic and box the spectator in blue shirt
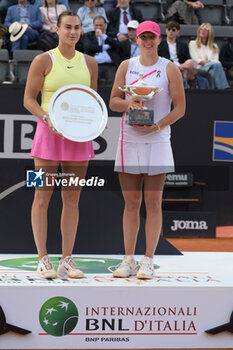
[78,0,108,34]
[4,0,42,51]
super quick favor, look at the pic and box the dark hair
[43,0,58,7]
[166,21,180,30]
[57,10,81,27]
[93,15,107,24]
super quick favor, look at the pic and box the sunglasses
[167,28,177,32]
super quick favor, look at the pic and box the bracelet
[154,122,160,131]
[42,114,49,123]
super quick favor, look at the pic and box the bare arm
[156,62,185,129]
[84,54,98,91]
[24,53,51,119]
[109,60,144,112]
[23,53,62,136]
[186,1,204,8]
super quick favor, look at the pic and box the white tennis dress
[115,55,175,175]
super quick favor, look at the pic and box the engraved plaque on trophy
[49,84,108,142]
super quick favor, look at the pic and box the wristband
[42,114,49,123]
[154,122,160,131]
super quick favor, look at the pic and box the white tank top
[120,56,172,143]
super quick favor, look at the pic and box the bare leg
[60,161,88,258]
[118,173,143,255]
[143,173,166,258]
[31,158,59,260]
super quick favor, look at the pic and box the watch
[42,114,49,123]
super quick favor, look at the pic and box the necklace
[46,5,58,24]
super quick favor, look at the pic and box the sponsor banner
[213,121,233,162]
[0,253,232,348]
[0,286,233,348]
[163,211,216,238]
[0,115,121,160]
[164,173,194,187]
[0,253,233,349]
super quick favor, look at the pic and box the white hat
[9,22,28,42]
[127,20,139,29]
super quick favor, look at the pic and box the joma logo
[171,220,208,231]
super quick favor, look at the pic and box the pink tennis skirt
[31,119,95,162]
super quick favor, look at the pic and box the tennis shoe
[57,256,84,279]
[136,256,154,279]
[113,255,137,278]
[37,255,57,279]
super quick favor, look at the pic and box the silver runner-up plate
[48,84,108,142]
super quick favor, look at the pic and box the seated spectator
[0,0,17,24]
[4,0,42,52]
[158,21,190,67]
[106,0,143,40]
[119,19,140,62]
[77,0,108,34]
[166,0,204,24]
[0,23,8,47]
[37,0,66,51]
[83,15,120,83]
[189,23,229,89]
[40,0,66,32]
[181,59,209,88]
[219,39,233,80]
[33,0,70,10]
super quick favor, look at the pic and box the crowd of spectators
[0,0,232,88]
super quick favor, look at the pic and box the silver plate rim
[48,84,108,142]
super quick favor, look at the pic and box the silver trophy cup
[119,73,162,125]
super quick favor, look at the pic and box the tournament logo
[26,168,45,187]
[39,296,78,336]
[213,121,233,161]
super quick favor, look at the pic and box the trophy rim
[123,85,159,90]
[48,84,108,142]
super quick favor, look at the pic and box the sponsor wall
[0,86,233,252]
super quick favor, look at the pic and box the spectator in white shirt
[189,22,229,89]
[158,21,190,67]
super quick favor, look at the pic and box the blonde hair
[195,23,218,54]
[43,0,58,7]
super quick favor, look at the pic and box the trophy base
[126,109,154,125]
